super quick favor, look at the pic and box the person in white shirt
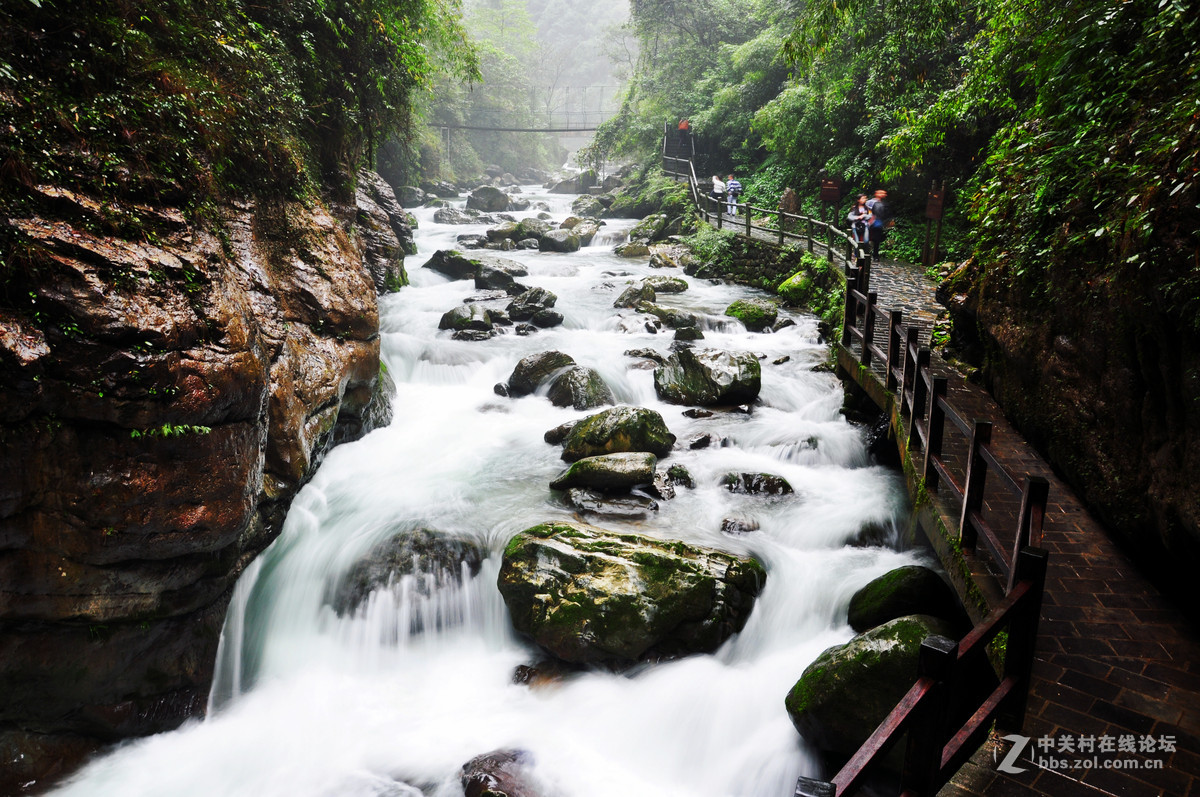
[711,176,726,215]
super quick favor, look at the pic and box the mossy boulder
[644,276,689,293]
[422,249,479,280]
[550,452,657,491]
[724,298,778,332]
[497,521,767,664]
[475,260,529,295]
[635,301,698,329]
[507,351,576,396]
[784,615,955,766]
[847,566,970,633]
[628,213,669,244]
[614,282,656,308]
[546,366,615,410]
[614,241,651,258]
[571,195,605,218]
[540,229,582,253]
[560,406,677,462]
[653,348,762,406]
[438,304,492,332]
[573,220,601,246]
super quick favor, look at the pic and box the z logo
[995,734,1031,774]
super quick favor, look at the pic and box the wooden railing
[795,547,1049,797]
[841,263,1050,591]
[661,154,865,269]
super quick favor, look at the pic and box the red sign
[925,188,945,220]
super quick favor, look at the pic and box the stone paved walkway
[847,247,1200,797]
[709,202,1200,796]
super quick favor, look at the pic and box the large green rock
[540,229,581,253]
[785,615,954,765]
[438,304,492,332]
[847,566,970,633]
[560,406,676,462]
[498,521,767,663]
[614,282,656,308]
[628,213,668,244]
[550,452,657,491]
[644,276,689,293]
[724,298,778,332]
[653,348,762,405]
[635,301,698,329]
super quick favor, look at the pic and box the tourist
[865,189,892,261]
[711,175,726,215]
[726,173,743,216]
[847,194,873,248]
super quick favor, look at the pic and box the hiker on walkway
[726,173,743,215]
[711,175,726,214]
[865,189,892,261]
[847,194,873,247]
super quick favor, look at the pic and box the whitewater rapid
[51,186,923,797]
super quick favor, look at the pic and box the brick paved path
[695,191,1200,795]
[854,252,1200,797]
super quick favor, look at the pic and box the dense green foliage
[0,0,478,207]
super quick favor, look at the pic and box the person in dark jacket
[865,189,892,261]
[725,174,743,215]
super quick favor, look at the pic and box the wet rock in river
[546,366,614,410]
[438,304,492,332]
[543,420,580,445]
[423,249,479,280]
[614,241,650,258]
[722,472,794,496]
[724,298,778,332]
[636,301,698,330]
[466,185,511,213]
[624,348,667,365]
[721,517,760,535]
[666,464,696,489]
[506,351,576,396]
[506,287,558,321]
[475,260,529,295]
[530,309,564,328]
[644,275,689,293]
[614,281,656,309]
[559,406,676,462]
[329,528,485,616]
[461,748,542,797]
[563,487,659,519]
[549,452,657,491]
[653,348,762,406]
[498,521,766,664]
[540,229,581,253]
[847,565,970,633]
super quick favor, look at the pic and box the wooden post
[901,327,920,418]
[998,547,1049,731]
[902,635,959,796]
[886,310,903,392]
[716,196,723,229]
[1007,477,1050,593]
[861,291,878,365]
[906,348,931,450]
[923,377,948,492]
[746,204,752,236]
[842,266,858,346]
[779,211,785,246]
[807,218,814,254]
[794,777,836,797]
[959,421,993,551]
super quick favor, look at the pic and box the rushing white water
[52,187,926,797]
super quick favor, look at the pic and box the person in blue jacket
[865,189,892,261]
[725,174,743,215]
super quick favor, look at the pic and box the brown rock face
[0,175,401,789]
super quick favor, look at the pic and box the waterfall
[51,187,922,797]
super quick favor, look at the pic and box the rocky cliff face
[0,172,412,789]
[948,260,1200,614]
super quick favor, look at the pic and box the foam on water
[52,186,924,797]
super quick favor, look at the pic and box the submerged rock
[560,406,676,462]
[549,452,657,491]
[461,749,541,797]
[330,528,485,616]
[653,348,762,406]
[722,472,794,496]
[563,487,659,519]
[497,521,766,664]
